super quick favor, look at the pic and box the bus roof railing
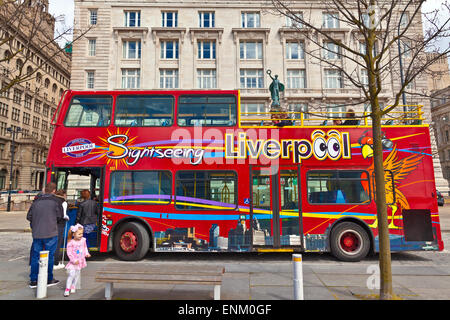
[239,105,425,128]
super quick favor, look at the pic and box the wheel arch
[107,216,154,252]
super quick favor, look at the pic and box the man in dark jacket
[76,189,100,246]
[27,182,63,288]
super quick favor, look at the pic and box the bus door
[250,165,284,248]
[52,166,105,250]
[279,166,302,248]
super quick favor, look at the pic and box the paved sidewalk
[0,210,449,300]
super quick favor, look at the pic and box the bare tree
[268,0,450,299]
[0,0,91,96]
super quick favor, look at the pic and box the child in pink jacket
[64,224,91,297]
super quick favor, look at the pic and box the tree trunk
[371,102,393,300]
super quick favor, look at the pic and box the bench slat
[97,265,224,276]
[96,273,222,282]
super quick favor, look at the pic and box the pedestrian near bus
[54,190,69,270]
[76,189,100,246]
[64,224,91,297]
[27,182,63,288]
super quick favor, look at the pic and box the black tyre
[330,222,370,262]
[114,221,150,261]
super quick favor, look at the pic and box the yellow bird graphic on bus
[359,133,424,229]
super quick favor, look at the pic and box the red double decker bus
[46,89,444,261]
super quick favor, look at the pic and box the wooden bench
[95,264,225,300]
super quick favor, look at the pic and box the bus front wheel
[330,222,370,262]
[114,221,150,261]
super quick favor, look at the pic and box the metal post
[293,254,304,300]
[36,250,49,299]
[6,127,20,212]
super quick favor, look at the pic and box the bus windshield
[64,96,112,127]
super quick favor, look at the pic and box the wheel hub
[120,231,138,253]
[340,231,361,253]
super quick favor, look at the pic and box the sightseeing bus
[46,89,444,262]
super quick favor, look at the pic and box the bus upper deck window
[64,96,112,127]
[177,95,237,126]
[115,95,174,127]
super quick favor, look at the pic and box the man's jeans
[30,236,58,282]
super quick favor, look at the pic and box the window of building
[123,40,141,59]
[361,69,369,87]
[162,11,178,27]
[11,107,20,122]
[307,171,370,204]
[175,171,237,210]
[88,39,96,56]
[240,69,264,88]
[399,12,410,29]
[121,69,141,89]
[24,94,32,109]
[13,89,22,104]
[286,12,303,28]
[240,41,263,59]
[86,71,95,89]
[198,40,216,59]
[286,41,304,60]
[400,40,412,58]
[89,9,98,25]
[289,103,309,120]
[199,11,215,28]
[324,69,343,88]
[115,95,173,127]
[197,69,217,89]
[42,120,48,132]
[327,104,346,118]
[43,104,49,117]
[159,69,179,88]
[110,171,172,205]
[287,69,306,89]
[241,103,266,118]
[0,102,8,117]
[34,100,41,113]
[241,12,260,28]
[64,95,112,127]
[323,12,339,28]
[177,95,236,126]
[23,112,30,125]
[124,11,141,27]
[32,116,40,128]
[160,40,179,59]
[323,41,341,59]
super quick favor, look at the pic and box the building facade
[70,0,447,191]
[0,0,71,191]
[432,85,450,194]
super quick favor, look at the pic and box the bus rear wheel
[330,222,370,262]
[114,221,150,261]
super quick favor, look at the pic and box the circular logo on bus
[62,138,96,158]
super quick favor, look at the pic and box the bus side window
[177,95,237,127]
[64,96,112,127]
[115,95,174,127]
[307,170,370,204]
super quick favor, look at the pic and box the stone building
[70,0,446,189]
[431,86,450,194]
[0,0,71,191]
